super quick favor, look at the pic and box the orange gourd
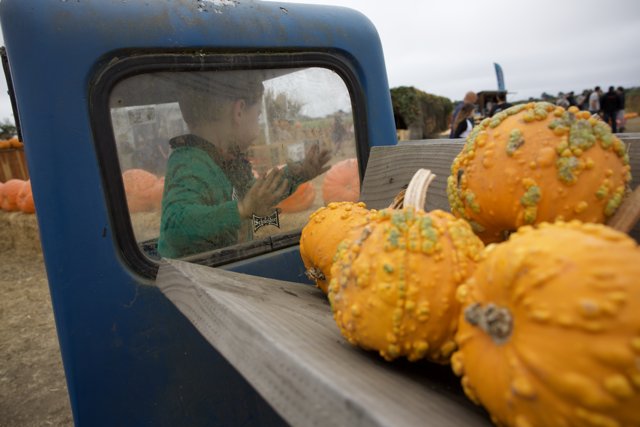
[122,168,160,213]
[299,201,373,293]
[322,158,360,204]
[8,137,23,149]
[329,170,484,363]
[1,179,24,212]
[447,103,631,243]
[17,180,35,214]
[149,177,165,211]
[277,181,316,213]
[452,221,640,427]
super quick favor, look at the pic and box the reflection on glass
[109,67,358,259]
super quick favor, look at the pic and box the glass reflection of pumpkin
[322,158,360,204]
[447,103,631,244]
[276,181,316,214]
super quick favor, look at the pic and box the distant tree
[264,90,303,122]
[0,119,16,140]
[540,92,554,101]
[390,86,453,138]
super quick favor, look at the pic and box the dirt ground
[0,213,73,427]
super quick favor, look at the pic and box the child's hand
[292,144,332,181]
[237,168,289,218]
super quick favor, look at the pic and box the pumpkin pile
[0,179,35,213]
[447,103,631,243]
[0,137,23,150]
[298,103,640,426]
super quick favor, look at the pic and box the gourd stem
[464,303,513,344]
[392,169,435,211]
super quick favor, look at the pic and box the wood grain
[157,259,491,427]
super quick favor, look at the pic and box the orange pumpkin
[447,103,631,243]
[17,180,35,214]
[1,179,25,212]
[9,137,23,149]
[0,140,10,150]
[122,168,159,213]
[299,201,373,293]
[322,158,360,204]
[329,170,485,363]
[452,221,640,427]
[149,176,165,211]
[277,181,316,213]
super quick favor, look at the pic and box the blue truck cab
[0,0,398,425]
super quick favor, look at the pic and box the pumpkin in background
[322,158,360,204]
[0,139,10,150]
[447,103,631,243]
[1,179,25,212]
[9,137,23,149]
[299,201,373,293]
[452,221,640,427]
[277,181,316,214]
[149,177,165,211]
[329,170,485,363]
[122,168,160,213]
[17,180,35,214]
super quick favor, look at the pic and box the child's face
[233,99,262,149]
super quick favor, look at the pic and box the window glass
[109,67,359,259]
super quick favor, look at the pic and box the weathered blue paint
[0,0,396,425]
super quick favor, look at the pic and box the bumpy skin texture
[453,221,640,427]
[447,103,632,244]
[328,208,484,363]
[299,202,372,294]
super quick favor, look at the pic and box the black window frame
[89,49,370,279]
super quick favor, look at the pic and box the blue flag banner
[494,63,505,92]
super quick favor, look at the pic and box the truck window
[108,67,358,260]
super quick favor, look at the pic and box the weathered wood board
[157,258,491,427]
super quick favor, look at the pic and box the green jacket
[158,134,302,258]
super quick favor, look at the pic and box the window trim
[89,49,370,279]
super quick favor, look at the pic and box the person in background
[489,92,512,117]
[601,86,621,133]
[616,86,626,133]
[158,71,331,258]
[449,91,477,138]
[556,92,570,109]
[452,103,476,139]
[577,89,590,111]
[589,86,602,115]
[567,91,577,107]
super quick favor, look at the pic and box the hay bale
[0,211,42,257]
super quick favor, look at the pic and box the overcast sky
[0,0,638,122]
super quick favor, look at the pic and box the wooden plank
[157,259,491,427]
[0,148,29,182]
[360,140,463,211]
